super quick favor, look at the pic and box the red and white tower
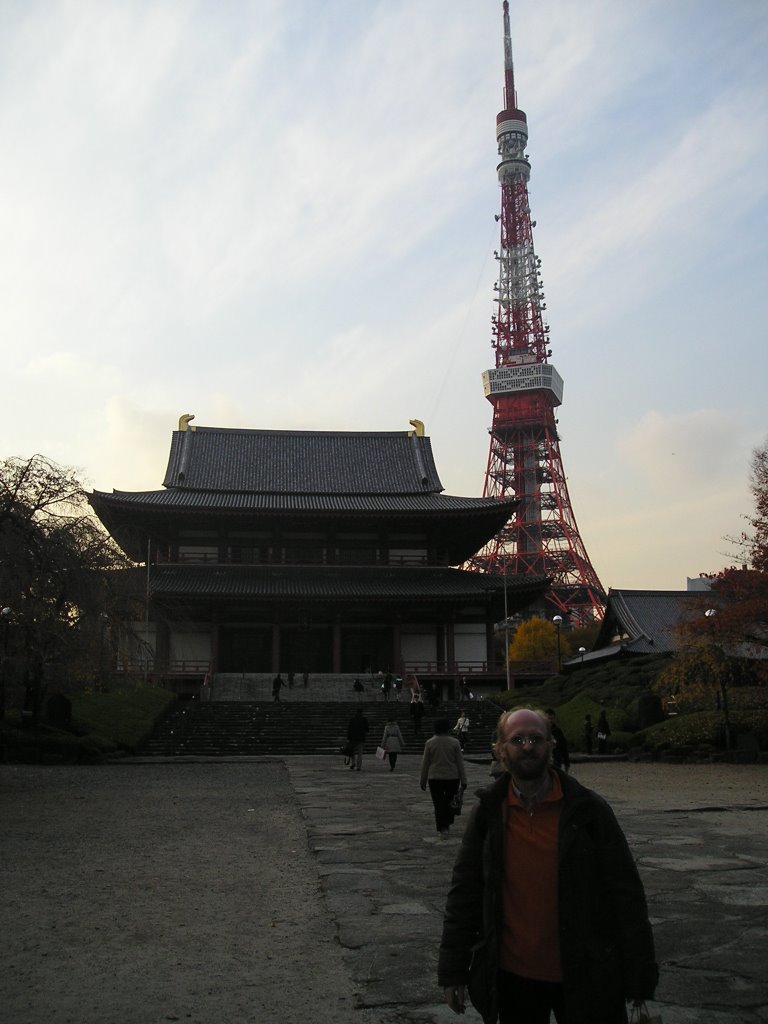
[469,1,604,624]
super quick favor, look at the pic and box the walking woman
[380,715,405,771]
[420,718,467,838]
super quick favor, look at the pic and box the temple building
[89,417,547,692]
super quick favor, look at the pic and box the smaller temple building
[89,417,547,691]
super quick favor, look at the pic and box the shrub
[70,685,176,751]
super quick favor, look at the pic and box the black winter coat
[437,770,658,1024]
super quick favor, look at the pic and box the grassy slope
[490,655,768,754]
[3,686,176,762]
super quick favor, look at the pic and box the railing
[400,661,503,677]
[115,660,210,676]
[160,552,431,567]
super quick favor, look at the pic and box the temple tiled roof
[162,426,445,495]
[148,564,547,603]
[569,590,704,667]
[89,424,518,564]
[91,490,513,515]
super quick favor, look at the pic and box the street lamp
[552,615,563,672]
[0,606,12,762]
[98,612,109,691]
[705,608,731,750]
[578,646,586,666]
[503,567,511,691]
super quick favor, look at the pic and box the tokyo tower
[469,1,605,624]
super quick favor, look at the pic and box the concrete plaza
[1,756,766,1023]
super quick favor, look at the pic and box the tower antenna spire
[466,1,605,626]
[503,0,516,111]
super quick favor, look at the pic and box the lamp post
[98,612,109,692]
[578,646,586,666]
[0,606,12,762]
[705,607,731,750]
[552,615,563,672]
[503,563,511,691]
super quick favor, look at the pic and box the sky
[1,0,766,592]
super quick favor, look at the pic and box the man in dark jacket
[346,708,369,771]
[546,707,570,773]
[438,707,657,1024]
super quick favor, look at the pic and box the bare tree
[0,454,133,723]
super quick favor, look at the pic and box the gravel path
[1,761,360,1024]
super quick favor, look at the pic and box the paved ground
[1,756,767,1024]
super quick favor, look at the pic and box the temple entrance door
[281,627,333,673]
[218,626,272,672]
[340,627,391,674]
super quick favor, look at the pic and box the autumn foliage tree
[507,617,564,667]
[655,439,768,745]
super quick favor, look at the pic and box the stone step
[209,672,466,703]
[139,699,502,758]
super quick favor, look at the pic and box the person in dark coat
[583,713,593,755]
[546,707,570,772]
[410,694,425,735]
[346,708,369,771]
[272,674,283,703]
[437,707,657,1024]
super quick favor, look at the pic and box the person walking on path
[353,677,365,700]
[420,718,467,838]
[410,694,425,736]
[380,716,405,771]
[405,672,421,699]
[272,673,283,703]
[546,708,570,772]
[583,713,593,755]
[381,672,392,701]
[437,707,658,1024]
[597,709,611,754]
[452,709,471,751]
[346,707,369,771]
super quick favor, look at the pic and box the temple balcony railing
[401,660,503,677]
[161,552,432,567]
[115,659,210,677]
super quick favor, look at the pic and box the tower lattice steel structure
[469,1,605,624]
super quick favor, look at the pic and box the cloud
[616,409,752,493]
[0,0,765,597]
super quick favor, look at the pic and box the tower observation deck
[467,1,605,625]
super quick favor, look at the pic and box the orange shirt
[500,771,563,982]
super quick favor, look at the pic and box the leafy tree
[0,454,132,723]
[746,439,768,574]
[508,616,563,666]
[655,439,768,747]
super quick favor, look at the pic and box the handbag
[375,745,387,760]
[628,1002,663,1024]
[449,791,463,814]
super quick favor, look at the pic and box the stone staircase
[210,672,453,703]
[138,698,503,758]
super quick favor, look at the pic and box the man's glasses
[505,734,547,747]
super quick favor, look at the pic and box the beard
[507,749,550,783]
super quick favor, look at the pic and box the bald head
[494,707,553,781]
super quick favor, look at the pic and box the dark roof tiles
[91,488,513,516]
[149,564,545,601]
[162,427,444,495]
[597,589,704,653]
